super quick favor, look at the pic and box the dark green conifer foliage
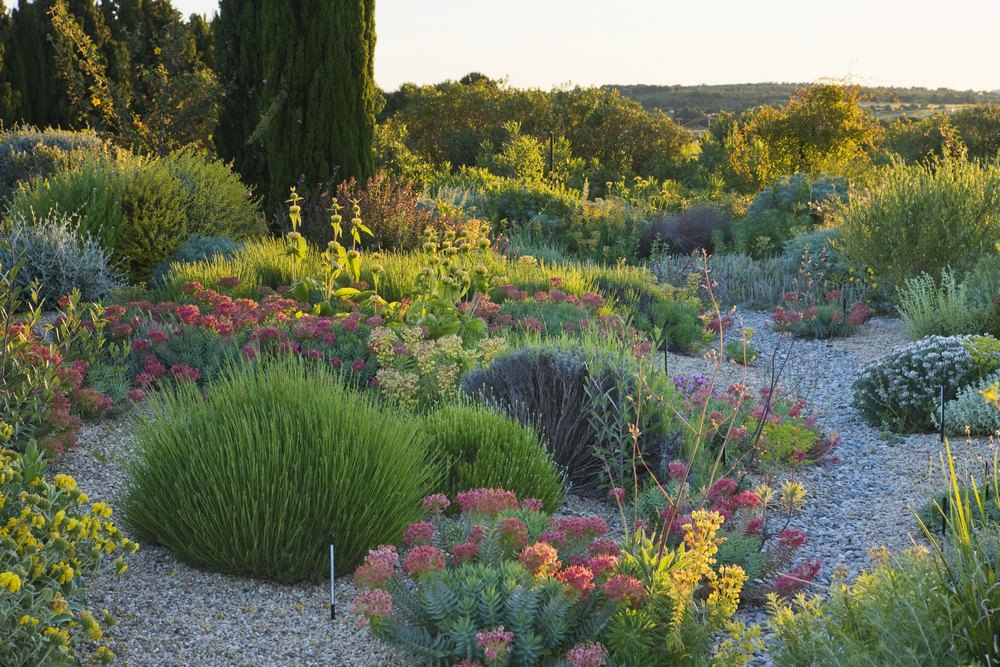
[251,0,376,211]
[214,0,267,202]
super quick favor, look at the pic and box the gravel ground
[50,310,998,666]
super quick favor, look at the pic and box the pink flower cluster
[455,488,519,516]
[402,545,446,577]
[519,542,561,577]
[476,626,513,664]
[566,642,608,667]
[348,588,392,628]
[353,545,398,588]
[602,575,644,606]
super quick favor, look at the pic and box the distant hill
[606,83,1000,131]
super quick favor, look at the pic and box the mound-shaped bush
[852,335,1000,432]
[122,359,439,580]
[0,210,123,302]
[421,404,564,510]
[638,205,731,257]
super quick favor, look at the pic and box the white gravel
[50,310,998,666]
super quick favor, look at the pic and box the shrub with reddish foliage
[771,290,871,339]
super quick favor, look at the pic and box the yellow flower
[0,571,22,592]
[91,96,101,107]
[53,474,77,491]
[980,382,1000,405]
[153,47,161,55]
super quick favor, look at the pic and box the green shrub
[161,149,265,240]
[897,269,982,339]
[8,160,124,251]
[420,404,564,511]
[733,173,847,258]
[837,159,1000,290]
[935,370,1000,435]
[965,252,1000,337]
[121,359,439,580]
[0,210,123,302]
[114,157,190,282]
[0,443,137,667]
[781,228,850,277]
[852,335,998,432]
[0,126,106,202]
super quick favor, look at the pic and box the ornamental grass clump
[420,404,565,511]
[852,335,1000,432]
[121,358,439,581]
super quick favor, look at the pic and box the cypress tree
[214,0,267,198]
[237,0,376,211]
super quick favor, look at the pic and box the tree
[712,84,883,192]
[214,0,266,196]
[49,0,218,154]
[218,0,377,212]
[952,104,1000,161]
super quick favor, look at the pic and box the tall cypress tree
[214,0,267,199]
[221,0,376,212]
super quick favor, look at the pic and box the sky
[173,0,1000,92]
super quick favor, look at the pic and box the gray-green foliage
[0,126,106,202]
[935,371,1000,436]
[734,173,848,257]
[374,560,616,667]
[420,404,565,511]
[897,269,982,340]
[0,210,123,302]
[852,335,999,432]
[122,358,439,581]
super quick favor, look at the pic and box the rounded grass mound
[122,359,439,581]
[421,403,565,511]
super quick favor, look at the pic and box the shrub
[935,371,1000,436]
[852,335,999,432]
[0,210,123,303]
[121,359,439,580]
[8,159,124,252]
[897,269,983,339]
[461,342,676,494]
[420,404,564,511]
[639,205,731,258]
[837,159,1000,290]
[150,234,245,285]
[0,126,106,202]
[160,149,265,240]
[0,443,138,666]
[964,252,1000,337]
[0,257,81,453]
[114,156,190,282]
[733,173,847,257]
[781,228,850,277]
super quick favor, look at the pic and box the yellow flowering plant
[0,440,138,666]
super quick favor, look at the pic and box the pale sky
[174,0,1000,92]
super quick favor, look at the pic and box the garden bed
[48,309,997,666]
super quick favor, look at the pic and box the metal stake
[330,538,336,620]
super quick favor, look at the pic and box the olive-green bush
[421,403,564,511]
[122,359,439,580]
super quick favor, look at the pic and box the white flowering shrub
[852,335,1000,432]
[934,370,1000,436]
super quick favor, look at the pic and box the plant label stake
[939,380,946,444]
[330,537,336,620]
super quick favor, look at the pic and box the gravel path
[50,310,998,666]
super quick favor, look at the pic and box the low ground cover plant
[770,289,871,339]
[121,359,439,580]
[351,489,756,667]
